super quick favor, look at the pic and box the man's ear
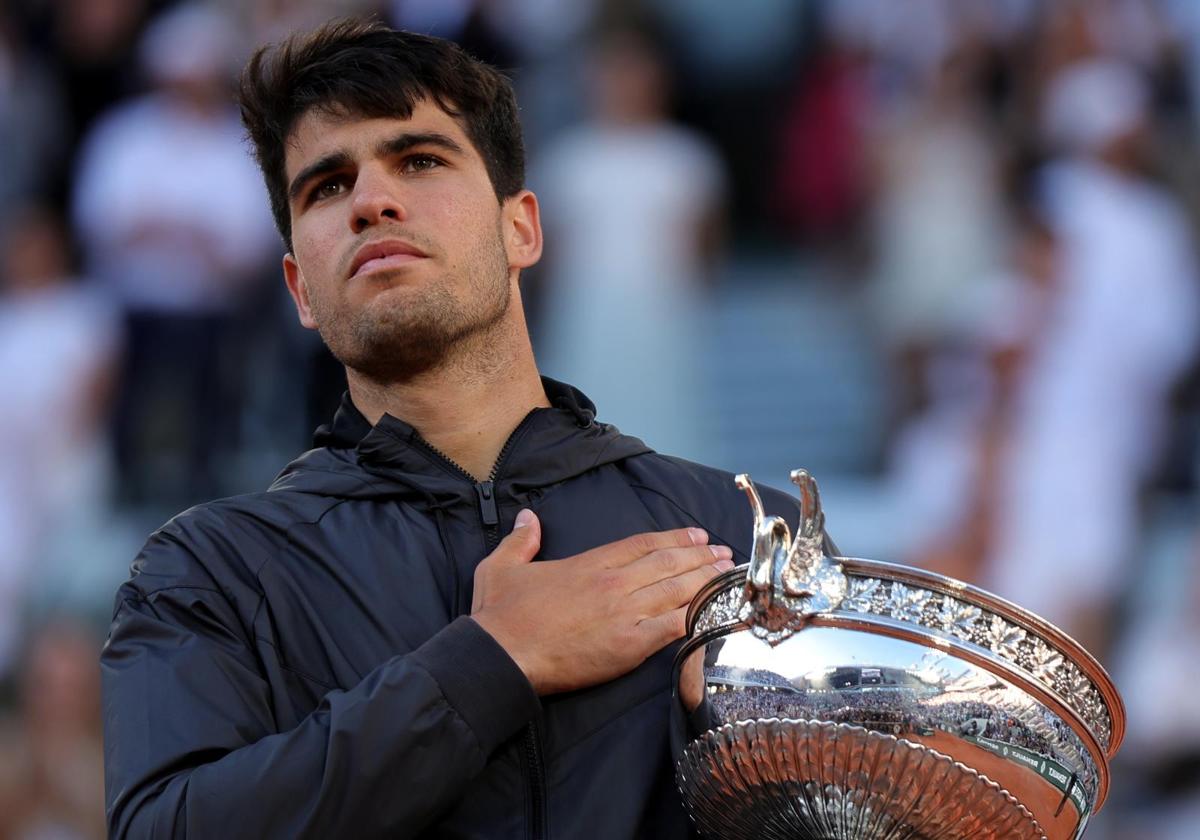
[503,190,543,273]
[282,253,318,330]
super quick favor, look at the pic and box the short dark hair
[238,18,525,251]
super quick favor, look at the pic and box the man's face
[282,101,539,383]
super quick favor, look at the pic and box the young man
[101,20,805,838]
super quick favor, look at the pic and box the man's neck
[347,329,550,482]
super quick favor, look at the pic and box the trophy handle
[734,474,789,601]
[790,468,825,544]
[735,470,847,644]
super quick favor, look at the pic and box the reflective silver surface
[678,719,1044,839]
[674,471,1125,840]
[693,565,1117,754]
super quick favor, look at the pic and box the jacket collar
[314,377,597,450]
[299,377,650,500]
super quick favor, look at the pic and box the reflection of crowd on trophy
[708,683,916,737]
[706,675,1103,803]
[706,669,1088,782]
[3,1,1200,836]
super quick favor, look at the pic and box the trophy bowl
[673,470,1124,840]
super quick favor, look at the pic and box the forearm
[105,614,538,839]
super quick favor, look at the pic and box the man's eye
[403,154,443,173]
[312,179,346,201]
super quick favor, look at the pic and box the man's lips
[348,240,428,278]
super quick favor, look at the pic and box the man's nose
[349,168,407,233]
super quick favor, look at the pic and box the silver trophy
[673,470,1124,840]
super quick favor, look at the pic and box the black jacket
[101,379,804,839]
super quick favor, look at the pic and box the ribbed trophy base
[677,719,1045,840]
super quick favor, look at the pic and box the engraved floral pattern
[937,597,981,641]
[1030,640,1064,682]
[986,615,1027,660]
[1055,663,1089,702]
[888,583,933,624]
[843,577,882,613]
[1090,697,1112,746]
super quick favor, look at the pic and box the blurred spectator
[822,0,968,89]
[773,32,872,253]
[985,58,1200,651]
[1117,541,1200,762]
[889,206,1056,586]
[463,0,601,146]
[71,2,277,504]
[0,207,119,677]
[386,0,517,70]
[0,622,105,840]
[43,0,150,164]
[648,0,803,90]
[0,10,69,209]
[820,0,1040,106]
[249,0,380,44]
[647,0,805,233]
[865,40,1010,422]
[532,25,725,460]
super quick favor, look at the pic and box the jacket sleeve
[101,537,540,839]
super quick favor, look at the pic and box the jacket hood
[268,378,652,504]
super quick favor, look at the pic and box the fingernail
[514,509,534,529]
[708,545,732,560]
[688,527,708,545]
[714,559,735,572]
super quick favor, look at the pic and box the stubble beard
[313,230,512,385]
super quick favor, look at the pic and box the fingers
[635,606,690,651]
[585,527,710,569]
[479,509,542,568]
[628,557,731,617]
[622,543,734,593]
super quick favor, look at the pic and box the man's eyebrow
[287,133,466,206]
[288,150,353,205]
[376,131,465,158]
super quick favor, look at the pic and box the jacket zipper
[523,720,547,840]
[475,480,500,532]
[411,416,548,839]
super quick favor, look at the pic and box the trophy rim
[686,557,1124,753]
[681,556,1125,812]
[840,557,1122,749]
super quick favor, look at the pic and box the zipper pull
[475,480,499,527]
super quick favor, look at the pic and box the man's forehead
[284,102,470,172]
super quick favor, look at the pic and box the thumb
[485,508,541,566]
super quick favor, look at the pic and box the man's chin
[333,326,452,384]
[319,271,510,384]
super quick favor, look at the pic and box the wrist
[469,613,545,694]
[411,616,541,752]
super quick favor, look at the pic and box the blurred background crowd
[2,0,1200,836]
